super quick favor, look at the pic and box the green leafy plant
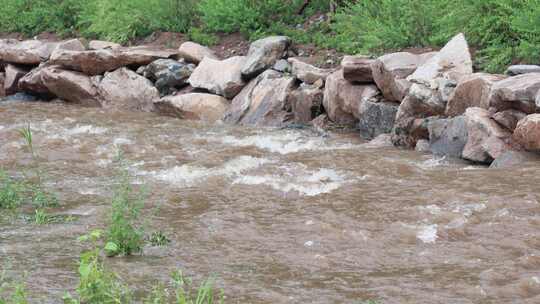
[0,171,23,210]
[148,231,171,247]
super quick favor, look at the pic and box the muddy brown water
[1,101,540,304]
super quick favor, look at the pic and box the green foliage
[0,172,23,210]
[0,267,28,304]
[149,231,171,247]
[143,271,223,304]
[187,28,219,46]
[104,159,145,257]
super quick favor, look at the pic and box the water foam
[233,166,353,196]
[211,132,360,154]
[417,224,439,243]
[151,156,270,186]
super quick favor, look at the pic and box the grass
[149,231,171,247]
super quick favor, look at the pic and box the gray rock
[446,73,505,117]
[427,116,468,157]
[4,64,29,95]
[0,39,57,65]
[273,59,291,73]
[487,73,540,114]
[0,72,5,97]
[142,59,195,95]
[223,70,296,127]
[506,65,540,76]
[415,139,431,153]
[288,57,333,85]
[18,64,56,96]
[341,55,374,83]
[491,109,526,132]
[88,40,121,50]
[357,100,399,139]
[490,150,540,168]
[41,67,101,106]
[241,36,290,79]
[178,41,218,64]
[290,83,324,124]
[188,56,247,98]
[154,93,229,122]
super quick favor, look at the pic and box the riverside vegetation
[1,0,540,72]
[0,129,224,304]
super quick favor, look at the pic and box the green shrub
[187,27,219,46]
[104,161,145,257]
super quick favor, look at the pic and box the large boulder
[178,41,218,64]
[188,56,247,98]
[154,93,229,122]
[487,73,540,114]
[427,116,468,157]
[0,39,57,65]
[445,73,505,117]
[223,70,296,126]
[462,107,514,163]
[371,51,436,102]
[0,72,5,97]
[513,114,540,151]
[88,40,121,50]
[408,33,473,86]
[241,36,290,79]
[54,39,86,52]
[18,64,55,96]
[140,59,195,95]
[341,55,374,83]
[323,70,380,125]
[98,68,159,111]
[288,58,333,85]
[49,47,179,76]
[506,65,540,76]
[357,100,399,139]
[41,67,101,106]
[4,64,29,95]
[290,82,324,123]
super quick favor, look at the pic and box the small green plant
[104,156,146,257]
[0,266,29,304]
[143,271,223,304]
[0,171,23,210]
[187,27,218,46]
[148,231,171,247]
[33,209,49,225]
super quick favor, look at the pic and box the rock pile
[2,35,540,167]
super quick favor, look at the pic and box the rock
[408,33,473,86]
[273,59,291,73]
[188,56,247,98]
[427,116,468,157]
[241,36,290,79]
[18,64,55,96]
[290,83,324,123]
[462,107,514,163]
[41,67,101,106]
[357,100,399,139]
[50,47,179,76]
[55,39,85,52]
[323,70,380,125]
[371,51,436,102]
[223,70,296,126]
[365,134,394,148]
[513,114,540,151]
[288,58,333,84]
[487,73,540,114]
[2,92,39,102]
[98,68,159,111]
[0,39,57,65]
[154,93,229,122]
[415,139,431,153]
[142,59,195,95]
[506,65,540,76]
[4,64,29,95]
[445,73,505,116]
[0,73,5,97]
[341,55,374,83]
[491,109,526,132]
[311,114,331,130]
[490,150,540,168]
[88,40,121,50]
[178,41,218,64]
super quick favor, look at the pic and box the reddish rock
[0,39,57,65]
[178,41,218,64]
[446,73,506,117]
[288,57,333,85]
[341,55,374,83]
[18,65,56,95]
[88,40,121,50]
[290,83,324,123]
[491,109,526,132]
[98,68,159,112]
[513,114,540,151]
[55,39,85,52]
[0,72,5,97]
[462,107,514,163]
[371,51,436,102]
[487,73,540,114]
[188,56,247,98]
[223,70,296,126]
[41,67,101,106]
[323,70,380,125]
[155,93,229,122]
[4,64,29,95]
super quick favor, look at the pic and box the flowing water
[1,101,540,303]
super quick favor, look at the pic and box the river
[1,101,539,303]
